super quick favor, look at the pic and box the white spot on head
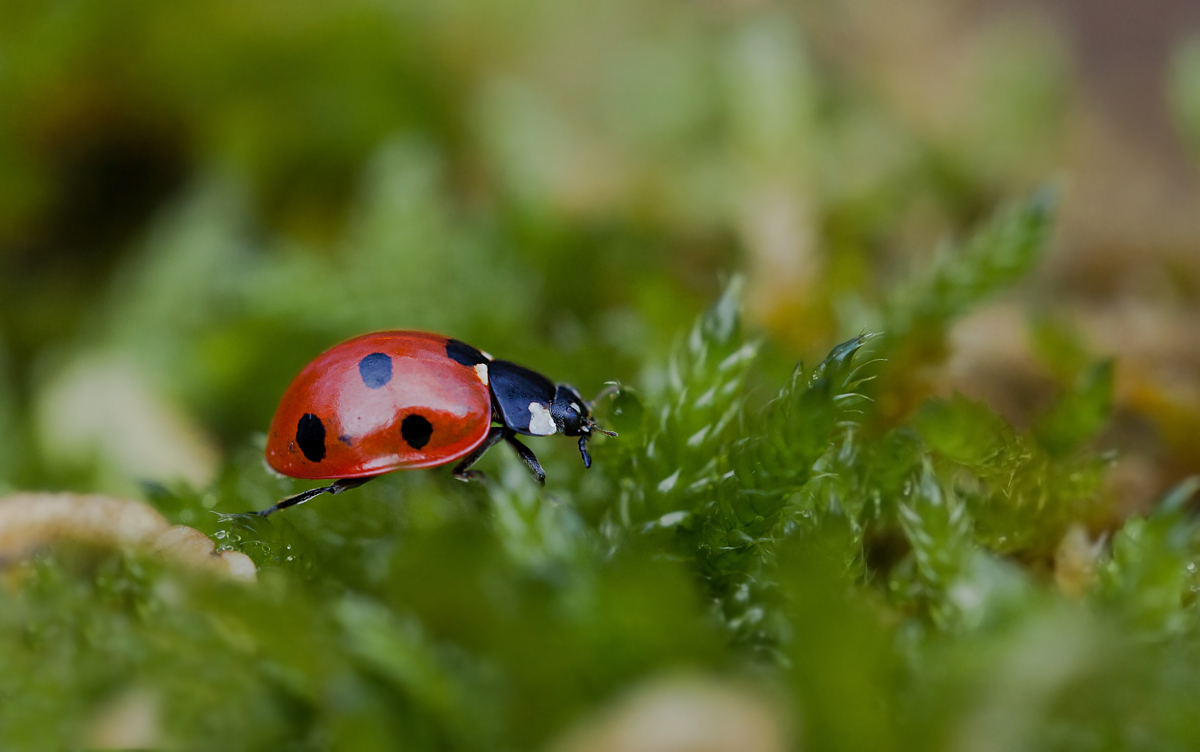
[570,402,581,414]
[474,363,489,385]
[528,402,557,435]
[480,349,494,361]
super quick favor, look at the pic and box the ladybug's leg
[452,426,506,482]
[504,432,546,486]
[257,477,373,517]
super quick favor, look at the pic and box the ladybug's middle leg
[452,426,506,482]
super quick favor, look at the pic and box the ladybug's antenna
[586,421,618,438]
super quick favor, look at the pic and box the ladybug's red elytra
[258,331,616,516]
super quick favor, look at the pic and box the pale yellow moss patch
[0,492,255,581]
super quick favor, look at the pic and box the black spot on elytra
[358,352,393,389]
[296,413,326,462]
[401,414,433,450]
[446,339,488,367]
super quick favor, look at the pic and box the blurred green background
[2,0,1200,749]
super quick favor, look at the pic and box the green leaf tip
[1154,476,1200,517]
[889,187,1061,336]
[699,274,746,348]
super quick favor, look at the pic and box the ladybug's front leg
[503,433,546,486]
[452,426,506,482]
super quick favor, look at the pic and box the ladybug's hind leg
[504,432,546,486]
[452,426,506,482]
[256,477,373,517]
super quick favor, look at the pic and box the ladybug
[257,331,616,516]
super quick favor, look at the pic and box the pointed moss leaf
[1155,476,1200,517]
[812,332,882,385]
[1033,359,1115,456]
[699,274,745,348]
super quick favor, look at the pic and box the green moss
[2,173,1191,750]
[2,4,1197,748]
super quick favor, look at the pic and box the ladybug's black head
[550,384,617,468]
[550,385,589,436]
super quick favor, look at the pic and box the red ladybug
[258,331,615,516]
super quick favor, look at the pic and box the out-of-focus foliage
[1173,36,1200,161]
[2,1,1200,750]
